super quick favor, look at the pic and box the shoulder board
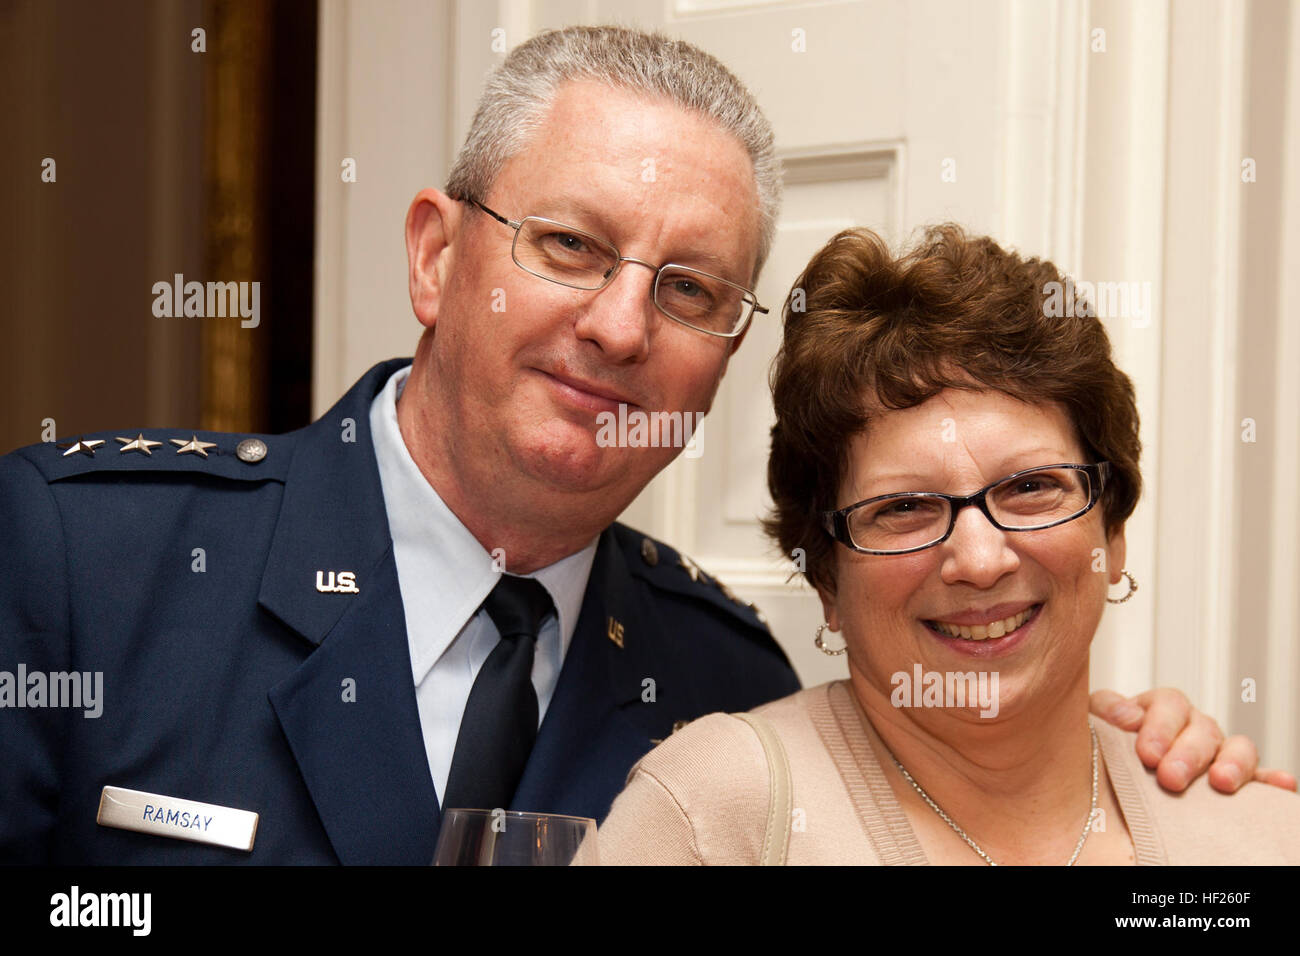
[14,428,292,484]
[612,522,772,634]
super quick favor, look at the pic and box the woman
[597,225,1300,864]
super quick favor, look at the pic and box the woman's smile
[921,602,1045,658]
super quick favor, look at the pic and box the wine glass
[432,809,599,866]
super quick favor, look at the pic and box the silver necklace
[887,720,1100,866]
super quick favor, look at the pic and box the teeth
[931,606,1036,641]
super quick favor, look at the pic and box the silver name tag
[96,785,259,852]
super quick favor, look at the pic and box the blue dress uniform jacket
[0,358,800,864]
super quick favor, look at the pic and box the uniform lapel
[512,527,682,821]
[260,359,439,864]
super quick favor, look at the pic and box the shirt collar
[370,365,598,681]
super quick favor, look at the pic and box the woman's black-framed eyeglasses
[821,462,1111,556]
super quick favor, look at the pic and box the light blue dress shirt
[369,366,598,804]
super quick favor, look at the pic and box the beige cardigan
[598,681,1300,865]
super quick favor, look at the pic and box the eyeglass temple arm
[463,197,518,229]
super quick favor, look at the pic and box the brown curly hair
[764,224,1142,596]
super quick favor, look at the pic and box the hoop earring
[814,623,847,656]
[1107,569,1138,604]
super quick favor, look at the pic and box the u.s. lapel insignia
[57,438,105,457]
[116,434,162,455]
[606,616,625,649]
[316,570,359,594]
[170,435,218,457]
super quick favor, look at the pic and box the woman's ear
[817,585,842,632]
[1106,522,1128,586]
[405,188,463,329]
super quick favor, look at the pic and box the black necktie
[441,575,555,812]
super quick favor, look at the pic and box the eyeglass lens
[846,466,1094,553]
[514,218,751,335]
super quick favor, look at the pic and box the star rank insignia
[170,435,218,458]
[116,434,163,455]
[56,438,105,457]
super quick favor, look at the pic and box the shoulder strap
[733,713,792,866]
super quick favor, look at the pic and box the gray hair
[445,25,782,280]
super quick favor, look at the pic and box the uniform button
[640,538,659,566]
[236,438,268,463]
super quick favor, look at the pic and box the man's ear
[405,188,462,329]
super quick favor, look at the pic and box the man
[0,26,1287,865]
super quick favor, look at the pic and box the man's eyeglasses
[458,197,767,338]
[821,462,1111,556]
